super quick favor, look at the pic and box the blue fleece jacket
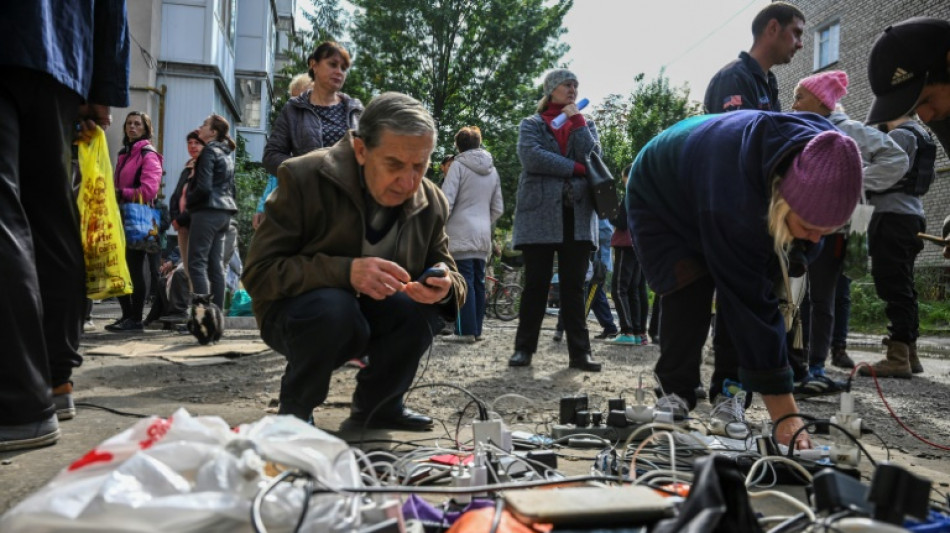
[627,110,840,394]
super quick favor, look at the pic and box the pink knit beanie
[779,130,863,228]
[798,70,849,110]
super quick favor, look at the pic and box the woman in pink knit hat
[792,71,909,391]
[627,110,863,448]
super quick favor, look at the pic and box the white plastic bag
[1,409,364,533]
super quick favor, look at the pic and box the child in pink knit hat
[795,70,849,112]
[791,69,910,393]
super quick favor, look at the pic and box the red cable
[851,362,950,451]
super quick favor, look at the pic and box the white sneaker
[709,391,749,439]
[445,334,477,344]
[82,319,97,332]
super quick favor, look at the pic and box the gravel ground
[2,301,950,514]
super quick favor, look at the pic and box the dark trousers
[612,246,648,335]
[260,288,444,421]
[188,209,231,308]
[516,241,592,358]
[658,276,739,409]
[805,235,845,369]
[117,247,148,322]
[456,258,486,337]
[869,213,925,343]
[832,275,851,347]
[648,294,661,340]
[0,68,83,424]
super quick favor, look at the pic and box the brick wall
[774,0,950,266]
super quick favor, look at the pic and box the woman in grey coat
[508,69,601,372]
[442,126,504,341]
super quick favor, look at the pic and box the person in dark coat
[627,111,863,447]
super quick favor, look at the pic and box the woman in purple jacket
[106,111,163,332]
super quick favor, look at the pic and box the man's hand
[252,212,265,230]
[160,260,175,276]
[351,257,410,300]
[403,262,452,304]
[76,103,113,144]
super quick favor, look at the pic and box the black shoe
[594,330,618,340]
[104,318,143,332]
[830,346,855,369]
[347,407,433,431]
[568,352,602,372]
[552,330,563,342]
[508,350,533,367]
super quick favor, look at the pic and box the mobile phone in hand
[416,266,447,287]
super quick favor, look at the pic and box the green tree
[270,0,351,123]
[592,72,701,178]
[347,0,573,230]
[233,135,268,261]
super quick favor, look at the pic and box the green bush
[233,136,268,262]
[848,268,950,335]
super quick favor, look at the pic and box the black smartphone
[416,266,447,287]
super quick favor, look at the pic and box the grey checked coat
[511,113,599,249]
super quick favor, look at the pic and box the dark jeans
[556,282,617,334]
[805,235,845,369]
[456,258,486,336]
[516,241,592,359]
[117,247,148,322]
[658,276,739,409]
[260,288,443,421]
[832,275,851,348]
[869,212,925,344]
[612,246,648,335]
[188,209,231,308]
[648,294,661,340]
[0,68,83,424]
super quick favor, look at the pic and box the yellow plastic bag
[77,127,133,299]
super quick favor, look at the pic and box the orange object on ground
[446,507,552,533]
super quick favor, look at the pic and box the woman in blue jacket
[628,111,863,446]
[508,69,601,372]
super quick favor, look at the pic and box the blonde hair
[767,178,794,259]
[289,74,311,97]
[536,94,552,113]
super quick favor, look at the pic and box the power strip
[551,424,640,442]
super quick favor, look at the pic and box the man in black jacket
[704,2,805,113]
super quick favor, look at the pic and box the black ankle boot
[508,350,532,367]
[569,352,602,372]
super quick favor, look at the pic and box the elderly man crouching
[243,92,466,430]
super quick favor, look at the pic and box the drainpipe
[130,84,167,198]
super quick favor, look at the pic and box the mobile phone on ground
[416,266,447,287]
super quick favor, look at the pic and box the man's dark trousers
[260,288,444,421]
[0,68,84,425]
[869,213,926,344]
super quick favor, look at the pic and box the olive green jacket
[243,132,466,325]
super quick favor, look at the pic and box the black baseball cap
[866,17,950,125]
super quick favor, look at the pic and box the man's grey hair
[357,92,437,149]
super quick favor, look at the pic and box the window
[217,0,236,45]
[237,78,262,129]
[813,21,840,70]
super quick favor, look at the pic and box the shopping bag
[584,151,620,220]
[77,127,133,299]
[228,288,254,317]
[121,198,162,253]
[842,203,874,280]
[0,409,365,533]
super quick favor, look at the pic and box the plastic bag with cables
[0,409,365,533]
